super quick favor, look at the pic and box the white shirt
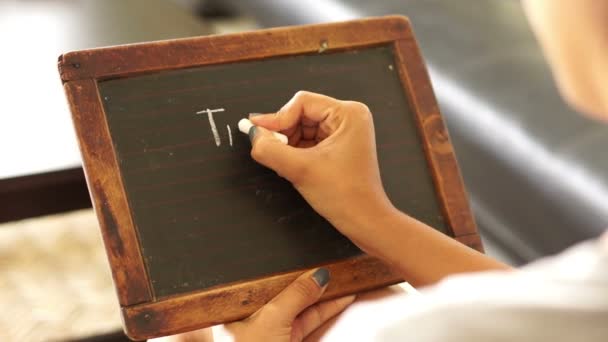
[377,238,608,341]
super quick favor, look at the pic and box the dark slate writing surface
[98,45,447,298]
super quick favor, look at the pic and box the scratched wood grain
[97,46,448,299]
[64,80,152,306]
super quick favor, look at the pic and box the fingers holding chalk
[238,118,288,145]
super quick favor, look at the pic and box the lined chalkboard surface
[98,45,446,298]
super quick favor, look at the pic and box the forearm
[338,204,511,287]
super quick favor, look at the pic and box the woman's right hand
[252,91,508,285]
[249,91,395,252]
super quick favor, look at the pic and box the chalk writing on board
[227,125,233,147]
[196,108,225,146]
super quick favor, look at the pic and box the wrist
[329,194,400,256]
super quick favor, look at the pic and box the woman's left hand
[156,268,355,342]
[225,268,355,341]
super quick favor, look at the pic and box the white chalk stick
[237,118,253,134]
[238,118,288,145]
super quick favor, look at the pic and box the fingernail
[249,113,264,118]
[248,125,258,143]
[312,268,330,287]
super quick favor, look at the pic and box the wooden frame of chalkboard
[59,16,482,340]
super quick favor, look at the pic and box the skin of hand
[250,91,509,285]
[155,268,355,342]
[522,0,608,121]
[248,91,394,251]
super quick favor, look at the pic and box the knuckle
[342,101,373,128]
[290,322,304,341]
[293,90,312,102]
[309,305,323,326]
[291,277,321,299]
[261,302,281,318]
[346,101,372,118]
[250,140,267,161]
[323,109,342,129]
[325,300,342,317]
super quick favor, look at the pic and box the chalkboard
[60,16,480,339]
[98,45,447,298]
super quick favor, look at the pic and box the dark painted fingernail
[249,113,263,118]
[248,126,258,143]
[312,268,330,287]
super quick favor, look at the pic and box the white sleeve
[377,239,608,342]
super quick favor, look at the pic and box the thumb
[249,112,283,131]
[262,268,330,323]
[249,126,303,179]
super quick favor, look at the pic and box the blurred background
[1,0,607,341]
